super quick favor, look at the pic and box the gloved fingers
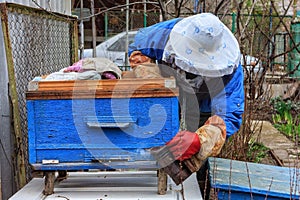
[163,161,193,185]
[169,144,199,161]
[183,156,204,173]
[165,131,186,146]
[168,133,201,161]
[183,159,198,172]
[129,51,153,68]
[166,130,198,147]
[151,130,201,165]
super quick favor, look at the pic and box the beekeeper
[128,13,244,187]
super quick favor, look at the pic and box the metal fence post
[0,3,27,189]
[0,10,15,200]
[143,0,147,27]
[105,12,108,40]
[91,0,96,57]
[231,12,236,33]
[269,5,274,71]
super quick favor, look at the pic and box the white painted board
[0,0,72,15]
[9,171,203,200]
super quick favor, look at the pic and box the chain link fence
[0,3,78,187]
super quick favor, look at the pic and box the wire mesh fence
[0,3,78,187]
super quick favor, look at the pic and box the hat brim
[168,14,240,77]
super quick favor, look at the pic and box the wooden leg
[157,169,167,195]
[43,171,55,195]
[57,170,67,181]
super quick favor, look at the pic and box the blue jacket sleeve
[128,18,181,61]
[210,64,244,137]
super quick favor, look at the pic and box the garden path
[252,120,299,168]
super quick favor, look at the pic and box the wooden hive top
[26,78,179,100]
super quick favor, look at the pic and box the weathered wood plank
[208,157,300,200]
[157,169,167,195]
[26,78,179,99]
[28,78,176,90]
[26,88,179,99]
[43,171,55,195]
[30,161,158,171]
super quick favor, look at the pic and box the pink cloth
[64,60,83,72]
[102,72,117,79]
[63,58,121,80]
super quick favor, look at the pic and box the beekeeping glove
[150,130,200,168]
[151,115,226,184]
[167,130,201,161]
[182,115,227,173]
[196,115,226,159]
[129,51,154,68]
[133,63,162,78]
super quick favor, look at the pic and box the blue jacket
[129,19,244,138]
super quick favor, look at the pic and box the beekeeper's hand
[170,115,226,160]
[129,51,154,68]
[150,130,200,168]
[166,130,201,161]
[151,115,226,169]
[182,115,227,173]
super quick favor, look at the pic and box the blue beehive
[26,78,179,171]
[208,157,300,200]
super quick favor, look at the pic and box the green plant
[247,140,269,163]
[271,97,300,140]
